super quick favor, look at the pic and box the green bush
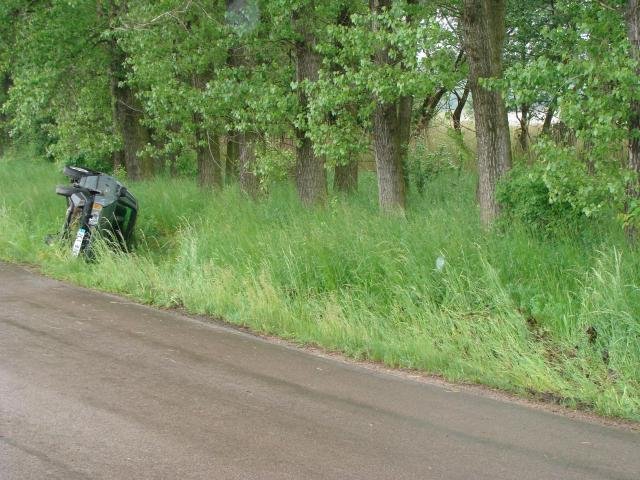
[497,164,587,234]
[406,142,458,195]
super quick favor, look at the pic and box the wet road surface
[0,262,638,479]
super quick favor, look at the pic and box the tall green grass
[1,148,638,420]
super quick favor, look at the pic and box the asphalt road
[1,262,638,479]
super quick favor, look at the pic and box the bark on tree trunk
[372,101,406,211]
[112,82,154,180]
[453,81,470,134]
[370,0,409,212]
[194,116,223,189]
[295,128,327,205]
[419,87,447,131]
[226,131,240,183]
[293,12,327,206]
[192,73,222,189]
[238,131,259,198]
[462,0,512,227]
[0,73,11,156]
[105,1,153,180]
[518,103,530,152]
[626,0,640,240]
[541,98,556,136]
[334,160,358,193]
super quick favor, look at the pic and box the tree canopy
[1,0,639,231]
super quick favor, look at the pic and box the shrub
[497,164,587,234]
[406,142,458,195]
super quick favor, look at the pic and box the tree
[417,43,466,133]
[330,6,359,194]
[504,1,636,232]
[118,1,234,185]
[292,3,327,206]
[368,0,413,212]
[224,11,252,194]
[0,1,20,156]
[461,0,512,226]
[0,73,10,155]
[104,2,154,180]
[626,0,640,239]
[503,0,558,153]
[238,131,260,198]
[224,50,240,183]
[1,0,156,177]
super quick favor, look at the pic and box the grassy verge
[1,148,639,421]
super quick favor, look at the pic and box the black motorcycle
[55,166,138,257]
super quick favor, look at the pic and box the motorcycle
[54,166,138,257]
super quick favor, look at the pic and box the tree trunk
[334,160,358,193]
[152,139,164,174]
[195,120,222,189]
[0,73,11,156]
[105,1,153,181]
[518,103,530,152]
[239,131,259,198]
[330,3,360,193]
[453,81,470,134]
[419,87,447,131]
[626,0,640,240]
[225,17,240,185]
[191,73,222,189]
[372,101,406,211]
[295,129,327,205]
[370,0,409,212]
[293,12,327,206]
[226,131,240,183]
[541,98,556,136]
[169,153,178,177]
[112,82,153,180]
[462,0,512,227]
[399,94,413,193]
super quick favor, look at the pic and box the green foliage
[536,139,627,216]
[119,1,231,158]
[497,163,586,234]
[502,0,637,231]
[255,138,295,187]
[406,140,459,195]
[2,1,116,168]
[307,1,461,166]
[620,196,640,230]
